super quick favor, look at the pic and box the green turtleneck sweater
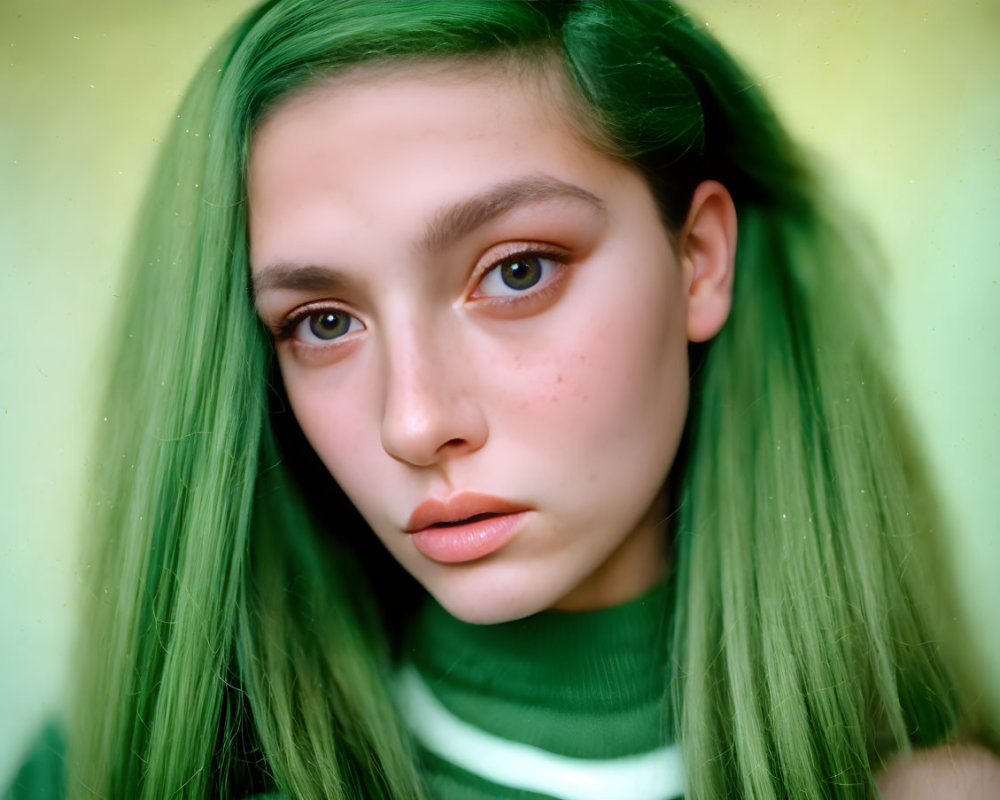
[395,579,684,800]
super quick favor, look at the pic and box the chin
[421,565,568,626]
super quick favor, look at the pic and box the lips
[405,492,530,533]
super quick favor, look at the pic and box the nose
[378,326,488,468]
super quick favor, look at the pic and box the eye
[289,308,363,344]
[474,252,561,298]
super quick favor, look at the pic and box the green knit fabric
[399,579,681,799]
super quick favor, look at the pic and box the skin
[249,62,736,624]
[877,743,1000,799]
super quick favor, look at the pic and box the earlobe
[680,180,737,343]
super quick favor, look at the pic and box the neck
[552,492,670,611]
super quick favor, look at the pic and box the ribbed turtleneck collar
[403,579,675,758]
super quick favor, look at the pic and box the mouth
[406,509,532,565]
[405,494,533,564]
[405,492,531,534]
[426,512,504,528]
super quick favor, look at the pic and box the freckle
[556,375,563,383]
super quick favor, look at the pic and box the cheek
[504,275,690,455]
[278,361,378,487]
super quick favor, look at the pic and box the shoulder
[875,743,1000,799]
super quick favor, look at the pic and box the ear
[679,180,737,343]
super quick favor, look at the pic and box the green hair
[70,1,967,798]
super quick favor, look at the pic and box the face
[249,63,718,624]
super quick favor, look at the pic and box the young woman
[8,1,997,798]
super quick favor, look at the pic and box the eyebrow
[252,263,351,296]
[252,175,605,297]
[420,174,605,253]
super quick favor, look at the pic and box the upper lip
[405,491,530,533]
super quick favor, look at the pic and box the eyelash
[470,246,569,306]
[272,245,570,346]
[273,303,361,344]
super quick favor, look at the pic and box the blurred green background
[1,0,997,782]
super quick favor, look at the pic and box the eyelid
[273,300,364,345]
[469,243,570,302]
[264,241,571,341]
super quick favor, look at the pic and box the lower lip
[409,511,530,564]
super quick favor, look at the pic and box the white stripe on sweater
[395,665,686,800]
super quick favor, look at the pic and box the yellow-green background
[1,0,997,781]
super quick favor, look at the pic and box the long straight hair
[71,2,965,798]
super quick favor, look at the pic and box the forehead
[248,57,586,177]
[246,60,625,264]
[252,54,588,148]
